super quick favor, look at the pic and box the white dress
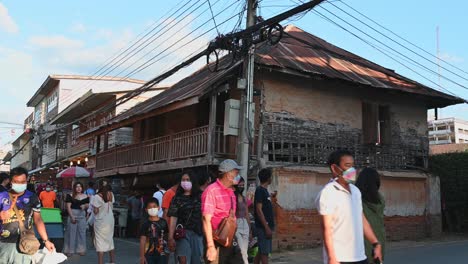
[91,193,115,252]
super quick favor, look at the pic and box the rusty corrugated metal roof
[256,25,462,103]
[103,24,462,130]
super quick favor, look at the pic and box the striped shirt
[201,179,236,230]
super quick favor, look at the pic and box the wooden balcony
[95,126,247,176]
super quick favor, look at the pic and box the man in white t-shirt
[315,150,382,264]
[152,183,165,218]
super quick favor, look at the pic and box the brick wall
[271,167,435,250]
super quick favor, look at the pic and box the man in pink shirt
[202,159,243,264]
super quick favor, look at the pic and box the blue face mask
[11,183,27,193]
[233,175,242,185]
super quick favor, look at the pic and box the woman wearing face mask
[234,177,250,264]
[355,168,386,264]
[64,182,89,257]
[167,171,203,264]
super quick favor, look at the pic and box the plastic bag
[32,248,67,264]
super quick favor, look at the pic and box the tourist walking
[92,183,116,264]
[168,171,204,264]
[202,159,243,264]
[140,197,169,264]
[254,169,275,264]
[315,150,382,264]
[0,167,55,263]
[234,177,250,264]
[356,168,386,264]
[64,182,89,256]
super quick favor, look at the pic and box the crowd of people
[0,150,387,264]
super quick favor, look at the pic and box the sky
[0,0,467,147]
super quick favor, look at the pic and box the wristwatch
[372,242,380,248]
[42,239,49,244]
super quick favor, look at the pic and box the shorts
[341,260,369,264]
[256,228,272,255]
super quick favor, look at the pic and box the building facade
[428,117,468,145]
[85,26,462,247]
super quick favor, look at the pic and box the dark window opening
[362,102,391,145]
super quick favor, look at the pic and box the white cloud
[70,22,86,33]
[28,35,84,49]
[0,3,19,33]
[440,52,464,63]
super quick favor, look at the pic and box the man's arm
[139,235,147,264]
[363,214,382,261]
[203,214,217,261]
[320,214,338,264]
[33,212,55,251]
[255,202,272,238]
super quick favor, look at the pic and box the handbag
[213,197,237,248]
[9,193,41,255]
[174,209,193,240]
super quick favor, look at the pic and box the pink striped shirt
[202,179,237,230]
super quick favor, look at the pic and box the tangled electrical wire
[206,21,284,72]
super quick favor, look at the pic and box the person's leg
[97,252,104,264]
[256,228,271,264]
[66,213,79,255]
[235,219,249,264]
[77,213,87,255]
[176,237,190,264]
[109,249,116,263]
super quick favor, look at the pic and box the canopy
[56,167,91,178]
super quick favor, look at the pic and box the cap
[218,159,243,173]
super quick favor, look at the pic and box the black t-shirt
[167,193,202,235]
[65,194,89,210]
[0,190,41,243]
[139,219,168,256]
[254,186,275,229]
[0,185,7,193]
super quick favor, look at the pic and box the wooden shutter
[362,102,379,144]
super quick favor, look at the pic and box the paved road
[62,236,468,264]
[385,240,468,264]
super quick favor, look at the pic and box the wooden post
[207,93,217,162]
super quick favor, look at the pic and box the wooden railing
[97,126,229,171]
[57,139,89,160]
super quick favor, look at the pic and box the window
[47,91,58,112]
[362,102,391,145]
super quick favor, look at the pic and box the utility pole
[237,0,257,181]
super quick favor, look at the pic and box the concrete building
[428,117,468,145]
[87,25,463,247]
[25,75,165,177]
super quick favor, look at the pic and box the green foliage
[430,152,468,208]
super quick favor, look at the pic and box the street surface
[63,236,468,263]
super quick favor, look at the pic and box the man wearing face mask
[39,183,57,208]
[202,159,243,264]
[0,167,55,263]
[315,150,382,264]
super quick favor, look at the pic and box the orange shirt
[39,191,56,208]
[161,186,177,210]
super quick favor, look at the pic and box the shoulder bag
[213,196,237,247]
[9,193,41,255]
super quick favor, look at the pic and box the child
[140,198,169,264]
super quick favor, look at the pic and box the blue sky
[0,0,467,147]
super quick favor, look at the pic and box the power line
[311,9,465,100]
[82,0,190,85]
[81,0,206,91]
[208,0,220,35]
[2,137,31,164]
[338,1,468,77]
[327,1,468,84]
[317,5,468,91]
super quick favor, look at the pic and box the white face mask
[148,208,159,217]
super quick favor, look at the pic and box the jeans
[145,254,168,264]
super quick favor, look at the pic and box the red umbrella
[56,167,91,178]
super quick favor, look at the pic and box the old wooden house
[86,25,463,248]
